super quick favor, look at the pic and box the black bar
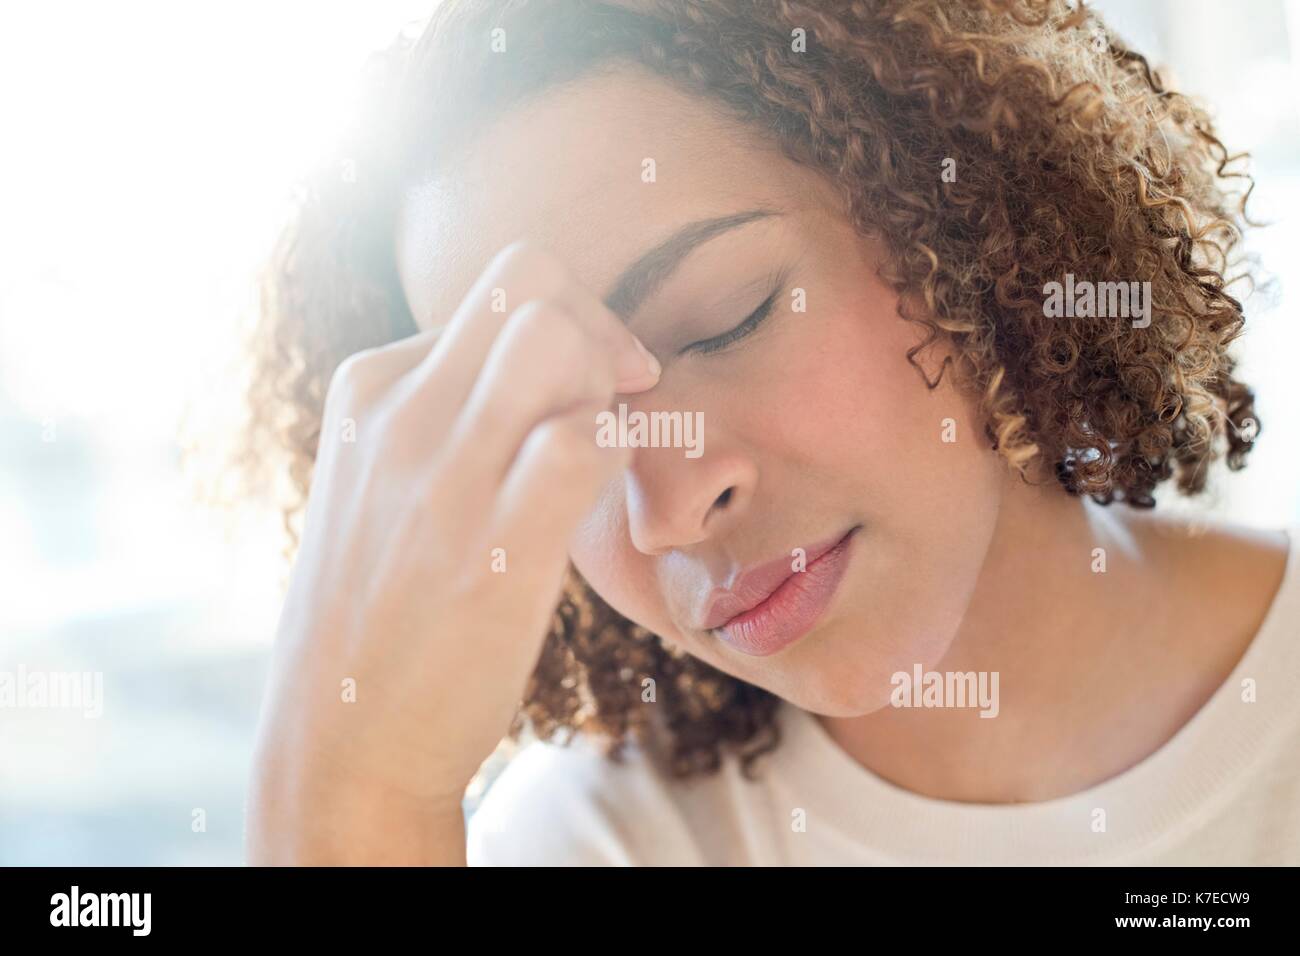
[0,866,1287,941]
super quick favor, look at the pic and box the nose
[623,438,758,556]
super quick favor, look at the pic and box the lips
[697,526,860,657]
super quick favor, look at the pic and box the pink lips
[698,527,860,657]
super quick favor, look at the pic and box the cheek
[754,297,1005,697]
[750,293,984,499]
[567,482,668,632]
[812,294,1002,550]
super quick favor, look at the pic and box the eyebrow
[602,208,781,322]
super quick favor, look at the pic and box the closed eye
[680,282,784,357]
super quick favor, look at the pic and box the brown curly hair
[240,0,1261,780]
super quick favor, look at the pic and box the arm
[244,241,661,866]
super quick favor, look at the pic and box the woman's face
[396,66,1010,717]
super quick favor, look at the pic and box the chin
[785,686,896,719]
[752,619,962,717]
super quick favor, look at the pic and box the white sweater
[468,525,1300,865]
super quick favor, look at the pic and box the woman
[243,0,1300,865]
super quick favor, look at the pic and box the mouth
[699,525,861,657]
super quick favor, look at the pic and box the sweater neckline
[770,523,1300,864]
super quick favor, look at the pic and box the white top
[468,525,1300,865]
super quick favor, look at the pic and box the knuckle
[325,348,401,426]
[490,240,570,299]
[327,353,372,403]
[337,347,387,381]
[507,297,560,332]
[509,299,587,355]
[530,416,600,471]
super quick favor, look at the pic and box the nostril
[713,487,734,510]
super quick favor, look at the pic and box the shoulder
[465,730,710,866]
[1186,518,1292,623]
[1132,513,1294,637]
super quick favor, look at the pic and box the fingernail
[616,335,660,389]
[633,335,661,379]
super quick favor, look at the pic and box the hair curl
[240,0,1262,779]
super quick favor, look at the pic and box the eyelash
[682,286,782,356]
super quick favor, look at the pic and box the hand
[246,241,659,863]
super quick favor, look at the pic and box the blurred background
[2,0,1299,864]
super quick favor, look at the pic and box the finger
[322,327,443,415]
[436,299,624,484]
[344,327,444,376]
[543,282,661,391]
[411,241,659,402]
[480,400,630,648]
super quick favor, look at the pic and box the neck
[819,475,1186,803]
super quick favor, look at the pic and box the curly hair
[240,0,1261,780]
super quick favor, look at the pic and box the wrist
[247,746,468,866]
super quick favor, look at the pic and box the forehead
[394,64,838,326]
